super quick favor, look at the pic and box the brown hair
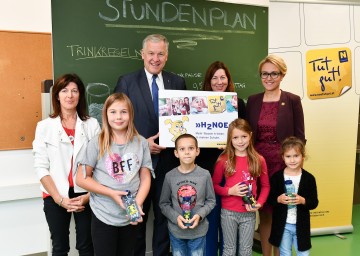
[174,133,198,150]
[98,93,139,158]
[50,73,89,120]
[281,136,306,158]
[221,118,262,177]
[202,61,234,92]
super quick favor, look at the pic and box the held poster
[159,90,238,148]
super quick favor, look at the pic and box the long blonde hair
[221,118,262,177]
[98,93,139,158]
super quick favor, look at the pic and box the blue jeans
[280,223,310,256]
[169,231,206,256]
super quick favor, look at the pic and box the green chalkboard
[52,0,268,121]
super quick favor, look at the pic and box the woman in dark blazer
[246,55,305,256]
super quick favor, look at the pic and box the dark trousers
[43,188,93,256]
[91,212,139,256]
[206,194,223,256]
[135,149,179,256]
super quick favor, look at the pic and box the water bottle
[240,182,256,208]
[182,202,193,227]
[121,190,141,222]
[285,180,296,209]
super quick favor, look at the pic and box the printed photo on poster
[158,90,238,148]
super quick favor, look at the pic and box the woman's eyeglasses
[260,72,281,79]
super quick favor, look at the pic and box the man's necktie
[152,74,159,116]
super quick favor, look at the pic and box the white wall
[0,0,51,32]
[0,1,52,255]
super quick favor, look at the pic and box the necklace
[61,116,76,142]
[61,115,76,127]
[62,125,75,142]
[68,132,75,142]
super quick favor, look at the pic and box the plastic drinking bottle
[240,182,256,208]
[285,180,296,209]
[122,190,141,222]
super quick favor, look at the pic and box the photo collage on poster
[158,94,238,117]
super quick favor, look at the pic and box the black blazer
[114,69,186,140]
[268,169,318,251]
[237,98,246,120]
[246,90,305,143]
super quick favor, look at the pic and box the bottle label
[122,193,141,222]
[178,185,196,227]
[242,194,257,208]
[126,203,141,222]
[240,182,256,208]
[286,193,296,208]
[183,210,193,227]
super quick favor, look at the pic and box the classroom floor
[28,204,359,256]
[252,204,360,256]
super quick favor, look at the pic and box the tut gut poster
[158,90,238,148]
[306,47,352,100]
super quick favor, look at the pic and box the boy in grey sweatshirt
[159,134,216,256]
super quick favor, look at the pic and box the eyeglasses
[260,72,281,79]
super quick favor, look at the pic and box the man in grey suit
[114,34,186,256]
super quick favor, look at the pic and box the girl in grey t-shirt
[76,93,153,256]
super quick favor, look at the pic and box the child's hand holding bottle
[277,193,297,206]
[228,182,248,197]
[177,215,189,229]
[239,182,258,211]
[188,214,201,229]
[122,190,143,225]
[244,202,262,212]
[110,189,129,209]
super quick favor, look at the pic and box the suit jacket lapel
[73,115,85,158]
[277,90,287,137]
[254,93,264,122]
[162,71,172,90]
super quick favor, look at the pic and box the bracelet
[58,198,64,207]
